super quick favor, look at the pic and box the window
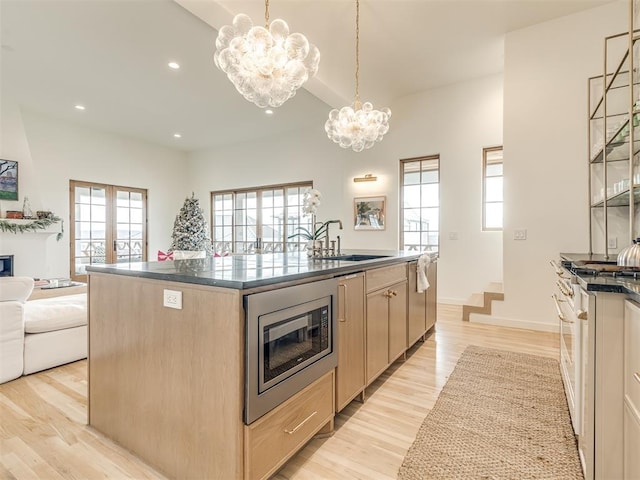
[400,156,439,252]
[211,182,312,254]
[482,146,503,231]
[70,180,147,281]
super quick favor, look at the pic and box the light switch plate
[514,229,527,240]
[449,232,459,240]
[163,289,182,309]
[608,237,617,249]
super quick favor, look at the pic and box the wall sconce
[353,173,377,183]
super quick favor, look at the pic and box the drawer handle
[338,284,347,322]
[284,411,317,435]
[634,372,640,384]
[551,294,573,323]
[577,310,587,320]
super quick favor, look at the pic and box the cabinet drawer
[244,371,334,480]
[366,264,407,293]
[624,300,640,413]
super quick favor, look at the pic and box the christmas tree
[169,193,212,255]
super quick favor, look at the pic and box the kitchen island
[86,250,436,480]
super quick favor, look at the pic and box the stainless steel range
[243,278,338,424]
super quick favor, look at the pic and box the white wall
[491,0,628,331]
[386,74,504,303]
[0,104,188,278]
[187,74,504,305]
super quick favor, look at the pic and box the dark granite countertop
[86,250,437,290]
[559,252,640,299]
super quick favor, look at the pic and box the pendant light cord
[354,0,361,108]
[265,0,270,28]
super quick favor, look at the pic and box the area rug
[398,345,583,479]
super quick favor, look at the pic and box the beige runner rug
[398,345,583,479]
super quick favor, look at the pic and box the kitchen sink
[318,254,390,261]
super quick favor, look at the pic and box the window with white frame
[211,182,313,254]
[483,146,504,231]
[400,156,440,252]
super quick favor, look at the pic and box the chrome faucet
[324,220,343,256]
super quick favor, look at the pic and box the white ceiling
[1,0,616,153]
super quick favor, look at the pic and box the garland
[0,216,64,241]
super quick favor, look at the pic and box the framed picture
[0,160,18,201]
[354,196,386,230]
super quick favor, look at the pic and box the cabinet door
[426,261,437,331]
[407,262,427,347]
[624,400,640,480]
[366,289,389,385]
[336,273,365,412]
[388,281,408,363]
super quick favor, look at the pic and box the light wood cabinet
[408,260,437,347]
[388,281,408,363]
[407,261,427,347]
[366,287,390,385]
[426,261,437,331]
[244,370,334,480]
[335,273,366,412]
[365,265,408,385]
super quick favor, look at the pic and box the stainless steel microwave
[244,278,337,424]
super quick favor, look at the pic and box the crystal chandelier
[325,0,391,152]
[213,0,320,109]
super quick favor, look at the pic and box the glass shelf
[591,186,640,207]
[590,115,640,163]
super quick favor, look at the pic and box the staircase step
[467,293,484,307]
[462,283,504,321]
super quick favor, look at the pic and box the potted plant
[287,189,327,256]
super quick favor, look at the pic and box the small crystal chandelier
[213,0,320,109]
[325,0,391,152]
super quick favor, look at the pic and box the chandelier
[213,0,320,109]
[325,0,391,152]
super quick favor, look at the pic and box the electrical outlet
[163,289,182,309]
[608,237,617,249]
[514,229,527,240]
[449,232,459,240]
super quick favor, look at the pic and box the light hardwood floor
[0,305,559,479]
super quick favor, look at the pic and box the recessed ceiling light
[173,133,182,138]
[74,105,85,111]
[168,62,180,70]
[265,109,274,115]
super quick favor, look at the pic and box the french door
[70,180,147,281]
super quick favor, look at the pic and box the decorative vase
[22,197,33,219]
[306,240,323,257]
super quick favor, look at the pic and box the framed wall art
[0,160,18,201]
[354,196,386,230]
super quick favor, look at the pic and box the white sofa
[0,277,87,384]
